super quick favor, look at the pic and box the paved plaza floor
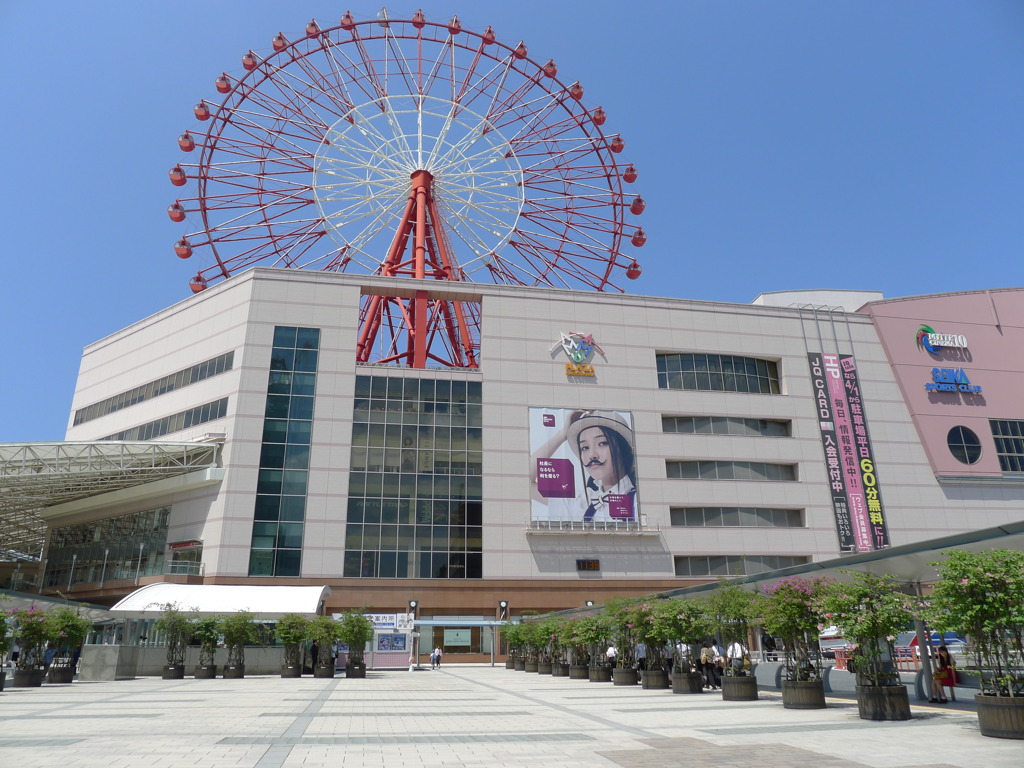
[1,665,1020,768]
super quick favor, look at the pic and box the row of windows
[345,525,483,552]
[350,452,483,476]
[343,550,483,579]
[352,423,483,451]
[657,354,781,394]
[666,460,798,481]
[74,352,234,426]
[348,499,483,526]
[100,399,228,441]
[670,507,804,528]
[354,375,483,404]
[674,555,810,577]
[990,419,1024,473]
[348,473,483,500]
[662,415,791,437]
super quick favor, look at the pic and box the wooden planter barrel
[553,663,570,677]
[524,661,538,672]
[975,694,1024,739]
[721,674,758,701]
[855,685,911,721]
[160,665,185,681]
[514,658,526,671]
[222,664,245,679]
[505,658,516,669]
[782,679,826,709]
[13,669,45,687]
[641,669,670,689]
[672,671,704,694]
[613,667,638,686]
[589,666,612,683]
[194,665,217,679]
[569,664,589,679]
[537,661,552,674]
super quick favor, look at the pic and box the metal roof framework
[0,441,219,560]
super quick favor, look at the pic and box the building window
[100,398,228,441]
[666,460,797,481]
[75,351,234,426]
[45,507,170,587]
[670,507,803,528]
[674,554,810,577]
[248,326,320,577]
[656,354,780,394]
[344,374,483,579]
[662,415,790,437]
[947,426,982,465]
[990,420,1024,472]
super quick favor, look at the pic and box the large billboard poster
[529,408,639,523]
[807,353,890,552]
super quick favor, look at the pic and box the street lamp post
[494,600,509,666]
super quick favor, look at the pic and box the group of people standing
[604,639,749,689]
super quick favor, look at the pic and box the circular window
[947,426,982,465]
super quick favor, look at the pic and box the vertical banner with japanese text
[839,354,890,549]
[807,354,857,552]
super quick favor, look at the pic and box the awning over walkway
[110,583,332,619]
[0,441,221,560]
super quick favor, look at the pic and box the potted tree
[708,581,757,701]
[817,572,914,721]
[542,617,569,676]
[44,606,93,684]
[658,597,712,695]
[8,605,49,687]
[500,622,526,670]
[219,610,260,679]
[605,596,640,686]
[630,601,670,689]
[574,613,613,682]
[929,548,1024,739]
[558,616,593,679]
[757,576,832,709]
[307,616,342,678]
[193,615,221,678]
[520,618,546,673]
[154,603,193,680]
[337,609,374,678]
[276,613,309,678]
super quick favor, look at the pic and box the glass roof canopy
[0,441,219,560]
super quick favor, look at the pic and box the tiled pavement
[0,665,1019,767]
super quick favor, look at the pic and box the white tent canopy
[110,583,331,619]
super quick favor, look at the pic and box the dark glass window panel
[378,552,398,578]
[397,526,415,551]
[380,525,398,549]
[285,445,310,470]
[467,381,482,403]
[257,470,283,495]
[292,373,316,396]
[345,525,363,549]
[348,472,367,496]
[287,421,312,445]
[254,495,281,521]
[363,499,382,524]
[265,395,290,419]
[267,372,292,395]
[370,377,387,398]
[947,426,982,465]
[273,326,297,347]
[293,349,317,372]
[259,444,286,469]
[347,498,364,523]
[282,470,308,496]
[465,501,482,526]
[467,527,483,551]
[295,327,320,349]
[275,549,301,577]
[262,419,288,443]
[362,525,382,550]
[381,499,400,524]
[343,551,362,578]
[354,375,372,398]
[277,523,304,549]
[270,348,295,371]
[248,550,275,576]
[280,496,306,522]
[289,396,314,420]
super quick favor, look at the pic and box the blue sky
[1,1,1022,441]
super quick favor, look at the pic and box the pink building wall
[861,288,1024,478]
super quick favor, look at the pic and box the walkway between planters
[0,664,1017,768]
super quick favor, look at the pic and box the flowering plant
[564,613,613,667]
[45,607,92,666]
[757,576,832,682]
[556,616,592,665]
[928,548,1024,697]
[8,605,50,670]
[604,596,644,669]
[816,572,913,687]
[653,598,713,674]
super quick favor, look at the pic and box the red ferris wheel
[169,9,646,368]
